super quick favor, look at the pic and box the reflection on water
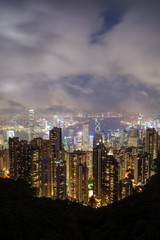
[15,118,124,142]
[62,118,124,138]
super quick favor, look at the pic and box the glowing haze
[0,0,159,114]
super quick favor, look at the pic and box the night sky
[0,0,159,114]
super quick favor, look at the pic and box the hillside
[0,175,160,240]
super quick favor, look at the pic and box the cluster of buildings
[0,112,159,207]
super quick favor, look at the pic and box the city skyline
[0,0,159,114]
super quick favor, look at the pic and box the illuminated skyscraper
[39,156,51,197]
[145,128,158,164]
[49,127,62,196]
[89,135,94,151]
[64,136,74,152]
[76,132,83,150]
[93,144,107,198]
[93,144,118,205]
[83,124,89,151]
[137,113,143,129]
[134,153,151,185]
[29,109,35,142]
[94,118,102,147]
[53,160,66,200]
[76,162,88,203]
[9,137,20,179]
[128,128,138,147]
[31,146,40,189]
[69,151,86,200]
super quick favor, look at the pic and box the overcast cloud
[0,0,159,113]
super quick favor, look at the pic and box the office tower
[134,153,151,185]
[76,162,88,203]
[9,137,20,179]
[128,128,138,147]
[121,130,129,148]
[53,160,66,200]
[83,124,89,151]
[53,115,58,127]
[137,113,143,129]
[93,144,118,205]
[145,128,158,164]
[29,109,35,142]
[86,151,93,179]
[94,118,102,147]
[89,135,94,151]
[76,132,83,150]
[39,156,51,197]
[119,179,133,200]
[6,130,15,140]
[64,136,74,152]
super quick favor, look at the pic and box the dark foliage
[0,175,160,240]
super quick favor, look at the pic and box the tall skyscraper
[76,132,83,150]
[31,146,40,189]
[53,160,66,200]
[145,128,158,165]
[76,162,88,203]
[93,144,118,205]
[29,109,35,142]
[39,156,51,197]
[94,118,102,147]
[128,128,138,147]
[83,124,89,151]
[49,127,62,196]
[134,153,151,185]
[9,137,20,180]
[93,144,107,198]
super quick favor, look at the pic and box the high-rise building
[53,160,66,200]
[9,137,20,180]
[119,179,133,200]
[128,128,138,147]
[93,144,107,198]
[49,127,62,196]
[101,154,118,204]
[39,156,51,197]
[69,151,86,200]
[31,146,40,189]
[145,128,158,165]
[64,136,74,152]
[29,109,35,142]
[76,132,83,150]
[137,113,143,130]
[89,135,94,151]
[76,162,88,203]
[83,124,89,151]
[134,153,151,185]
[94,118,102,147]
[93,144,118,205]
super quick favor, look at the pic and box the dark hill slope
[0,175,160,240]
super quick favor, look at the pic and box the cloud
[0,0,159,113]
